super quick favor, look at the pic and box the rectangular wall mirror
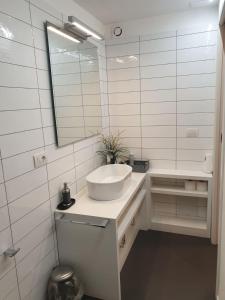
[45,22,102,147]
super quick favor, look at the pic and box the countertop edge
[55,172,146,220]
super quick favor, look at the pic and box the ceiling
[74,0,218,24]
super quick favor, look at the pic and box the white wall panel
[108,67,140,81]
[177,60,216,75]
[108,79,140,93]
[140,50,176,66]
[106,26,217,171]
[109,103,140,115]
[177,31,217,49]
[177,86,216,101]
[141,77,176,90]
[177,45,217,62]
[0,1,106,298]
[141,89,176,102]
[109,91,140,104]
[107,55,139,70]
[140,37,176,53]
[107,42,139,57]
[141,64,176,78]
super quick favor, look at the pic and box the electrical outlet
[33,152,47,168]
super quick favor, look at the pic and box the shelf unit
[151,186,208,198]
[148,169,212,238]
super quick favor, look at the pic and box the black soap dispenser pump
[62,182,71,203]
[57,182,75,210]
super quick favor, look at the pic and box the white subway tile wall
[0,0,108,298]
[0,1,217,297]
[106,28,217,170]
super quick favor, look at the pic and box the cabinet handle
[120,235,126,248]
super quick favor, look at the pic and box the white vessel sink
[86,164,132,201]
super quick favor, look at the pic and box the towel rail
[56,214,109,228]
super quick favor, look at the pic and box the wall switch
[185,128,199,138]
[33,152,47,168]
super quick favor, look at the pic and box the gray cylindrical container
[47,265,84,300]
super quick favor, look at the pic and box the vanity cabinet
[55,173,147,300]
[118,188,146,271]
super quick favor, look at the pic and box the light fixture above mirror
[68,16,103,40]
[47,24,81,43]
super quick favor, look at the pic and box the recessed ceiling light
[47,25,80,43]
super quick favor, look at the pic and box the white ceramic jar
[196,181,208,192]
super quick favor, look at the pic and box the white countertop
[55,168,211,220]
[55,172,146,220]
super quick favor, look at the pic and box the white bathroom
[1,0,225,299]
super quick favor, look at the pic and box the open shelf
[152,215,207,230]
[151,215,209,237]
[151,185,208,198]
[149,169,212,238]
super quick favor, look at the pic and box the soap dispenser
[57,182,75,210]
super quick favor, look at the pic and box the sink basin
[86,164,132,201]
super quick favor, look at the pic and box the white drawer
[118,199,144,271]
[117,188,146,242]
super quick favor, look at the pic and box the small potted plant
[97,132,129,164]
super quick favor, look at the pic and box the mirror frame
[45,21,60,146]
[44,21,101,147]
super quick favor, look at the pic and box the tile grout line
[105,29,217,46]
[138,35,143,159]
[108,72,217,83]
[106,43,217,59]
[176,30,178,169]
[18,249,57,300]
[30,0,58,269]
[0,153,21,300]
[105,42,111,136]
[107,85,217,94]
[9,198,51,232]
[79,42,87,147]
[15,232,55,269]
[107,58,216,71]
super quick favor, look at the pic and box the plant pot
[110,156,117,164]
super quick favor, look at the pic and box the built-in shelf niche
[149,170,212,238]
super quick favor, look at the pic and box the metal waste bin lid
[50,266,74,282]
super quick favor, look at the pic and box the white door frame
[212,28,223,245]
[216,1,225,298]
